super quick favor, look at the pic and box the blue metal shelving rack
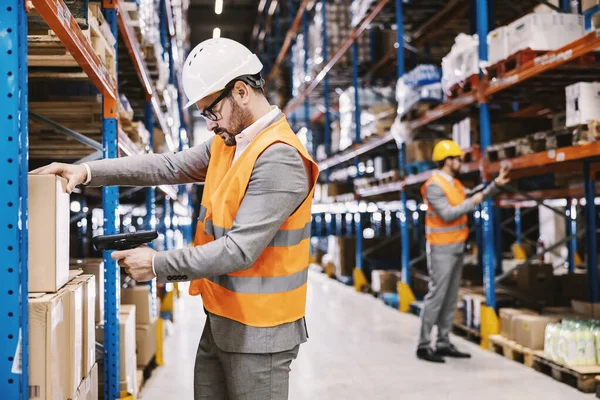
[280,0,600,347]
[0,0,193,397]
[1,0,29,397]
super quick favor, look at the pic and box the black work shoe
[435,344,471,358]
[416,348,446,363]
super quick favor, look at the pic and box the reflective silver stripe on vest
[199,205,207,222]
[426,212,438,218]
[207,266,309,294]
[268,222,311,247]
[425,223,467,234]
[204,220,310,246]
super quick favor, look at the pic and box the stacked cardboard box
[371,270,401,294]
[122,285,159,368]
[28,175,98,399]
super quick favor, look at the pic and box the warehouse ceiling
[188,0,259,47]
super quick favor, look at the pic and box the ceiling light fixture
[213,27,221,38]
[215,0,223,15]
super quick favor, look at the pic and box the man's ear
[234,81,251,104]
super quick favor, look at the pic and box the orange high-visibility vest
[421,174,469,245]
[189,116,319,328]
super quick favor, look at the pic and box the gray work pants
[195,319,300,400]
[418,243,464,350]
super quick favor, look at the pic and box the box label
[11,329,22,374]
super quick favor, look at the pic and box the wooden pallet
[448,74,479,99]
[452,322,481,344]
[488,334,534,368]
[533,351,600,394]
[486,48,596,80]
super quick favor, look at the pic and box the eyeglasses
[199,85,234,121]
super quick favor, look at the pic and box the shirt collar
[235,106,281,145]
[436,170,454,183]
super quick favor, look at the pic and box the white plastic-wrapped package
[395,64,444,117]
[441,33,479,95]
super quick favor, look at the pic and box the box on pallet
[122,285,158,325]
[371,270,401,293]
[29,289,70,400]
[405,139,442,164]
[499,308,537,340]
[513,314,560,350]
[71,258,104,324]
[487,26,509,66]
[70,275,96,380]
[571,300,600,318]
[583,0,600,12]
[508,13,583,56]
[452,118,473,150]
[28,174,70,293]
[120,305,138,396]
[136,321,158,368]
[565,82,600,127]
[514,263,556,302]
[65,280,84,398]
[96,305,138,396]
[75,363,98,400]
[441,33,479,95]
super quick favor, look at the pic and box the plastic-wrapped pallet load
[487,26,509,66]
[507,12,583,56]
[350,0,377,27]
[395,64,444,118]
[544,320,598,366]
[565,82,600,127]
[338,86,395,150]
[441,33,479,96]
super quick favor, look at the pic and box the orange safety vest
[189,116,319,328]
[421,173,469,246]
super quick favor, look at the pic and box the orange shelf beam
[484,29,600,98]
[284,0,390,114]
[117,1,153,97]
[117,2,174,152]
[31,0,117,100]
[408,93,478,130]
[486,142,600,177]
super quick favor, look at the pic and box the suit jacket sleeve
[85,137,214,187]
[426,182,475,223]
[153,143,310,282]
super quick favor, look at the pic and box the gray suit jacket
[86,118,311,354]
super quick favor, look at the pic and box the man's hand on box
[30,162,88,194]
[112,245,157,282]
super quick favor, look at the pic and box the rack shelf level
[319,132,394,170]
[31,0,117,100]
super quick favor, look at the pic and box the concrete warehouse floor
[141,272,590,400]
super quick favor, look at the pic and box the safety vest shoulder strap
[421,173,465,206]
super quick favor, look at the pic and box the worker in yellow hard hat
[416,140,510,363]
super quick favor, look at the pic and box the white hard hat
[182,38,264,109]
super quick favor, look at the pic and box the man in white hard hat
[32,38,319,400]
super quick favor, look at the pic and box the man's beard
[215,99,253,147]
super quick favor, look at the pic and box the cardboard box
[72,275,96,378]
[513,314,560,350]
[136,322,158,368]
[122,285,157,325]
[499,308,538,340]
[583,0,600,12]
[405,139,442,164]
[566,82,600,127]
[75,362,98,400]
[558,273,589,304]
[508,13,583,57]
[28,174,70,292]
[487,26,509,66]
[120,304,138,396]
[65,280,84,398]
[572,300,600,318]
[28,289,70,400]
[371,270,401,293]
[79,259,104,324]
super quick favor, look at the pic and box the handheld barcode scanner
[92,230,158,251]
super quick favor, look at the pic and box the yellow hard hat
[432,140,465,162]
